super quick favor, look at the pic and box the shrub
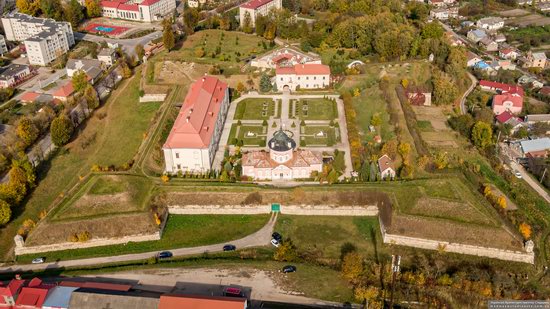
[77,231,91,242]
[161,175,170,183]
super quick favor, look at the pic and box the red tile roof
[164,76,228,149]
[493,93,523,108]
[539,86,550,96]
[118,3,139,10]
[378,154,394,173]
[100,0,121,8]
[140,0,161,6]
[53,82,75,98]
[495,110,514,124]
[276,63,331,75]
[479,80,524,96]
[15,286,52,308]
[0,279,25,300]
[20,91,40,102]
[500,48,514,55]
[159,294,247,309]
[240,0,276,9]
[59,281,132,291]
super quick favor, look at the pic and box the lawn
[301,125,338,146]
[275,215,383,261]
[17,214,270,263]
[234,98,276,120]
[229,124,267,146]
[416,120,434,132]
[0,71,162,261]
[294,98,337,120]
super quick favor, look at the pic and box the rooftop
[477,16,504,25]
[42,286,79,308]
[520,138,550,154]
[275,63,331,75]
[378,154,394,173]
[240,0,276,9]
[0,64,30,81]
[268,129,296,152]
[159,294,247,309]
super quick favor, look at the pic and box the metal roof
[520,137,550,153]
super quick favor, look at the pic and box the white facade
[275,64,331,91]
[0,64,31,88]
[476,17,505,30]
[0,35,7,55]
[239,0,282,27]
[97,48,116,66]
[1,13,74,66]
[100,0,176,22]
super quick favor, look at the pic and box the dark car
[282,265,296,273]
[272,232,283,242]
[158,251,173,259]
[223,244,236,251]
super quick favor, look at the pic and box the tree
[50,114,74,146]
[259,74,272,92]
[16,117,38,146]
[236,82,246,93]
[162,18,175,51]
[497,196,507,210]
[120,61,132,78]
[371,113,382,127]
[0,200,11,225]
[0,165,28,205]
[381,140,398,159]
[72,70,88,93]
[471,121,493,149]
[83,84,99,109]
[421,22,444,39]
[242,11,252,33]
[398,142,411,163]
[434,151,448,169]
[194,47,205,58]
[183,8,199,31]
[84,0,101,17]
[134,44,144,60]
[274,238,298,262]
[64,0,84,28]
[41,0,65,20]
[519,222,532,239]
[355,286,381,306]
[16,0,40,15]
[341,252,364,285]
[432,70,459,105]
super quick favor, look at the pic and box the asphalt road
[74,31,162,56]
[0,213,277,274]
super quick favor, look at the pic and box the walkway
[460,72,478,115]
[0,213,277,274]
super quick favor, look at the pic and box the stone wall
[167,204,379,216]
[139,94,166,103]
[14,232,160,256]
[378,217,534,264]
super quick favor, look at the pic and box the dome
[268,129,296,152]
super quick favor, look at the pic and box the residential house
[492,92,524,115]
[538,2,550,10]
[467,29,487,43]
[495,110,525,134]
[159,294,248,309]
[241,129,323,180]
[66,59,104,84]
[461,20,474,28]
[239,0,282,27]
[525,114,550,124]
[14,278,55,309]
[493,33,507,43]
[187,0,206,7]
[479,37,498,52]
[522,51,547,69]
[275,63,331,91]
[467,51,483,67]
[430,7,458,20]
[499,48,518,60]
[52,82,75,102]
[476,16,505,30]
[20,91,52,103]
[519,137,550,158]
[490,60,516,71]
[100,0,176,22]
[97,48,117,66]
[518,75,544,89]
[474,61,495,74]
[0,64,31,88]
[479,80,525,95]
[378,154,396,180]
[445,31,464,46]
[163,76,230,173]
[539,86,550,96]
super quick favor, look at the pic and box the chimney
[203,126,209,131]
[186,116,190,123]
[208,111,214,116]
[288,142,291,148]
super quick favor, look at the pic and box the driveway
[74,31,162,56]
[0,213,277,274]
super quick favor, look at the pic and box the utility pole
[541,167,547,183]
[389,255,401,308]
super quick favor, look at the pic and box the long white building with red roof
[275,63,331,91]
[239,0,282,27]
[163,76,230,173]
[100,0,176,22]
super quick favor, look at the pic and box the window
[280,77,283,81]
[177,164,181,170]
[175,152,179,159]
[306,77,309,80]
[314,76,316,80]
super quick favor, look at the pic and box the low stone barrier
[139,94,166,103]
[167,204,379,216]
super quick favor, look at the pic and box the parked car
[272,232,283,242]
[271,239,280,247]
[514,170,522,179]
[282,265,296,273]
[158,251,173,259]
[31,257,45,264]
[223,244,236,251]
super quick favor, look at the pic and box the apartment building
[100,0,176,22]
[1,13,74,66]
[0,35,7,55]
[239,0,282,27]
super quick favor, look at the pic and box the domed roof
[268,129,296,152]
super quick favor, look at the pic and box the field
[300,125,339,146]
[228,124,267,146]
[0,71,162,261]
[292,98,337,120]
[18,215,270,262]
[234,98,277,120]
[412,105,459,148]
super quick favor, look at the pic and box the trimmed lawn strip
[17,214,270,263]
[295,98,337,120]
[234,98,275,120]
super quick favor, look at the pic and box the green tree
[0,165,28,205]
[274,238,298,262]
[84,0,101,17]
[134,44,144,60]
[471,121,493,149]
[183,8,199,31]
[242,11,252,34]
[421,22,444,39]
[0,199,10,225]
[50,114,74,146]
[259,74,272,92]
[16,117,38,146]
[432,70,458,105]
[371,113,382,127]
[41,0,65,20]
[72,70,88,93]
[64,0,84,27]
[445,46,467,78]
[162,18,175,51]
[84,84,99,109]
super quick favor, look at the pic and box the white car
[271,239,280,247]
[31,257,45,264]
[514,170,522,179]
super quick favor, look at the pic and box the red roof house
[492,93,523,115]
[275,63,331,75]
[19,92,40,103]
[0,279,25,306]
[479,80,524,96]
[14,278,54,309]
[158,294,247,309]
[240,0,276,9]
[495,110,514,124]
[52,82,75,101]
[59,281,131,292]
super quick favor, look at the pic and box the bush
[242,192,262,205]
[77,231,91,242]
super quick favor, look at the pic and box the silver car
[31,257,45,264]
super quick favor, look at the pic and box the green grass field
[294,98,337,120]
[301,125,338,146]
[17,214,270,263]
[234,98,276,120]
[229,124,267,146]
[0,72,162,261]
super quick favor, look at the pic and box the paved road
[511,161,550,204]
[0,213,277,274]
[74,31,162,56]
[460,72,478,115]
